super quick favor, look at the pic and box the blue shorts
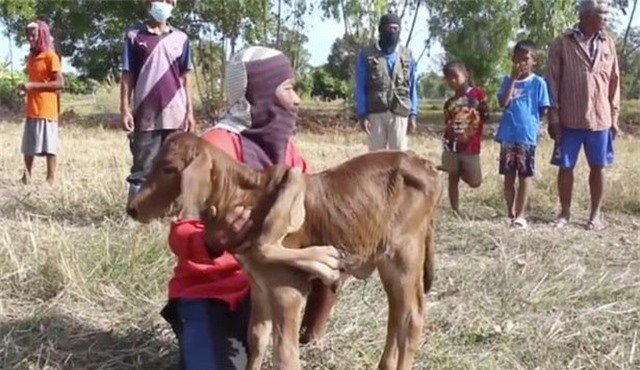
[550,128,614,169]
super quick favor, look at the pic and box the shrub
[63,73,97,95]
[0,64,26,112]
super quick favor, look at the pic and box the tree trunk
[622,0,638,58]
[7,31,14,86]
[416,39,431,64]
[230,37,237,55]
[399,0,411,19]
[340,0,351,36]
[276,0,282,47]
[192,39,206,117]
[263,0,269,44]
[406,0,421,46]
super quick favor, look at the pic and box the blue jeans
[550,127,614,169]
[161,297,251,370]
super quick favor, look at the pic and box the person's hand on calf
[203,206,253,259]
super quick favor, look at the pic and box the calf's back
[288,150,441,265]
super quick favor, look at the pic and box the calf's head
[126,132,214,223]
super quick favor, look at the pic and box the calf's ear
[179,149,212,219]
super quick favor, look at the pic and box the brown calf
[127,132,443,370]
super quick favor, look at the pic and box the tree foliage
[618,26,640,99]
[311,65,349,100]
[419,71,447,100]
[519,0,575,45]
[423,0,520,99]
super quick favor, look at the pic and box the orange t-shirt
[26,50,61,121]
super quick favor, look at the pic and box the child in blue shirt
[496,40,551,229]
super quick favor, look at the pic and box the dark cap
[379,13,401,29]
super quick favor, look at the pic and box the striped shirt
[546,25,620,131]
[571,24,602,64]
[120,22,192,131]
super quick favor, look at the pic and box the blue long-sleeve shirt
[354,47,418,119]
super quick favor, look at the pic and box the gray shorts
[21,118,59,156]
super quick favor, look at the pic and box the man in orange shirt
[18,20,64,186]
[161,46,342,369]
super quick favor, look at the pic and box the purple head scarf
[209,46,296,170]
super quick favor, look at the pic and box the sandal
[552,217,570,229]
[512,217,528,229]
[585,219,603,231]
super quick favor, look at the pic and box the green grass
[0,102,639,369]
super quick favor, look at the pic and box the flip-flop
[552,217,569,229]
[511,217,528,229]
[585,219,603,231]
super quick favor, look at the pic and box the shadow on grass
[0,313,177,370]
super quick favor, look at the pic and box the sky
[0,5,637,77]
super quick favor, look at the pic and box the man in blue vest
[355,13,418,151]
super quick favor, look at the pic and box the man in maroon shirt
[119,0,195,202]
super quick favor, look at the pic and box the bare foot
[21,173,30,185]
[46,177,55,187]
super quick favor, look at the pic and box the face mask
[149,2,174,23]
[379,29,400,51]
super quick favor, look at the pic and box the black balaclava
[378,13,401,54]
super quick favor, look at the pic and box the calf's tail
[423,169,443,293]
[423,217,436,293]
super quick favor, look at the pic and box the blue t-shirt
[496,73,551,146]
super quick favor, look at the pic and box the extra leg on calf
[300,274,347,344]
[252,243,343,287]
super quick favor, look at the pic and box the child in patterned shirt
[440,61,490,215]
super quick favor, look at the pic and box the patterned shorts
[499,143,536,178]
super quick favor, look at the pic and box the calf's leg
[264,266,311,370]
[246,285,272,370]
[376,236,426,370]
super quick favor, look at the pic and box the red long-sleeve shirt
[166,128,310,310]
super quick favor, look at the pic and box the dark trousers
[126,129,179,200]
[161,297,252,370]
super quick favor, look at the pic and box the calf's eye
[163,166,178,175]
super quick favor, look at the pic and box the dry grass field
[1,102,639,369]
